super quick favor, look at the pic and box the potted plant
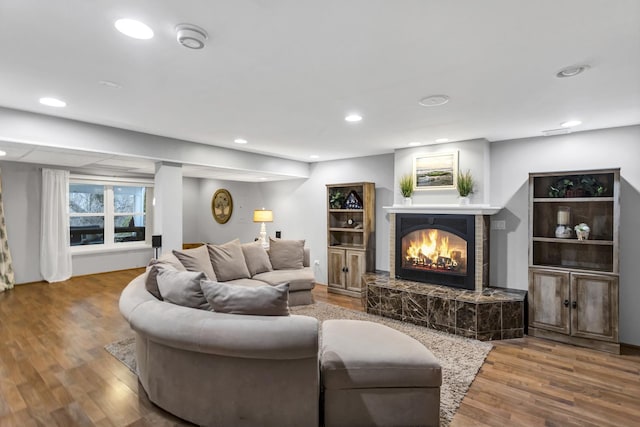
[457,170,474,205]
[399,175,414,205]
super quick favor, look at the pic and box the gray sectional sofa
[120,274,320,427]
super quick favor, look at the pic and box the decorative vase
[576,230,589,240]
[403,197,412,206]
[555,225,572,239]
[459,196,470,205]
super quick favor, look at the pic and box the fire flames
[404,229,466,273]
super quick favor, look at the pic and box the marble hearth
[363,272,526,341]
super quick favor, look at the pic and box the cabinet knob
[572,301,577,309]
[563,299,570,307]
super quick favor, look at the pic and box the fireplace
[391,213,489,291]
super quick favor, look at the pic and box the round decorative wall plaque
[211,189,233,224]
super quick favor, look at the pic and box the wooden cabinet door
[345,250,366,292]
[328,248,346,289]
[570,273,619,342]
[529,268,570,334]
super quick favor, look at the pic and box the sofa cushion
[268,238,305,270]
[156,269,211,310]
[200,280,290,316]
[252,267,315,292]
[241,241,273,276]
[224,278,269,288]
[172,245,217,281]
[145,262,178,300]
[208,239,251,281]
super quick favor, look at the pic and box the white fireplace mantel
[383,204,503,215]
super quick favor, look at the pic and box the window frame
[69,175,154,253]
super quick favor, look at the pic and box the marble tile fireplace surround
[363,205,527,341]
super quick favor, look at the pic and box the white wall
[187,179,267,245]
[183,154,394,284]
[1,161,42,283]
[262,154,395,284]
[394,139,491,205]
[489,125,640,345]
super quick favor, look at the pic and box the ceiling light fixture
[556,65,589,78]
[561,120,582,128]
[408,142,421,147]
[419,95,449,107]
[39,97,66,107]
[345,114,363,122]
[435,138,449,143]
[234,138,248,144]
[0,150,6,157]
[310,155,319,159]
[115,19,154,40]
[175,24,208,49]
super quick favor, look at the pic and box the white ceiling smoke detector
[419,95,449,107]
[556,65,590,78]
[176,24,208,49]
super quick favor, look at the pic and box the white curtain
[40,169,72,282]
[0,168,15,292]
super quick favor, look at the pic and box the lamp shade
[253,209,273,223]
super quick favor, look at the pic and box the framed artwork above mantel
[413,151,458,191]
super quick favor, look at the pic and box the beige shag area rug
[106,301,492,426]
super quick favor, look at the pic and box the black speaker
[152,235,162,248]
[275,231,281,239]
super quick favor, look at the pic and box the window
[69,177,153,249]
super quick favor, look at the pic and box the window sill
[71,243,152,256]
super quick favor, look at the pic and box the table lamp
[253,208,273,248]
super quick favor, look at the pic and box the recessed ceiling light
[408,142,421,147]
[310,155,320,159]
[39,97,66,108]
[98,80,122,89]
[259,177,268,181]
[435,138,449,143]
[419,95,449,107]
[345,114,363,122]
[556,65,589,78]
[0,150,6,157]
[233,138,248,144]
[115,19,154,40]
[561,120,582,128]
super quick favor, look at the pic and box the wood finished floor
[1,269,639,426]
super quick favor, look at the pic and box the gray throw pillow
[241,241,273,276]
[145,262,179,300]
[268,238,305,270]
[172,245,217,281]
[156,269,211,310]
[207,239,251,281]
[200,280,290,316]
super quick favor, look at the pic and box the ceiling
[0,0,639,170]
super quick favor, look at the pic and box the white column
[154,162,182,254]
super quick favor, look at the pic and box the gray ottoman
[321,320,442,427]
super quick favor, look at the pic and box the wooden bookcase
[326,182,375,297]
[528,169,620,353]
